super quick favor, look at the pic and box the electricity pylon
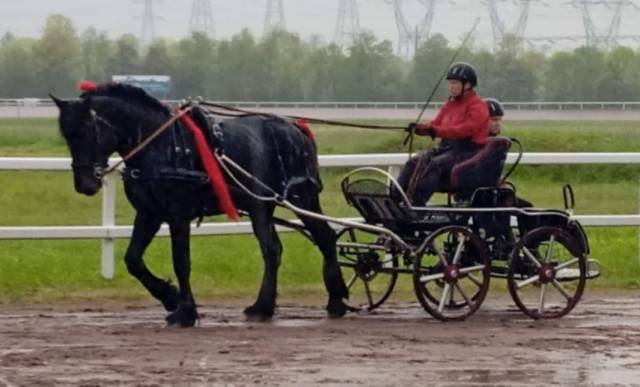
[334,0,361,47]
[264,0,286,35]
[189,0,215,38]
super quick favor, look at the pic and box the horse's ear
[49,94,67,110]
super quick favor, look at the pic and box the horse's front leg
[245,204,282,321]
[165,219,199,327]
[125,212,180,312]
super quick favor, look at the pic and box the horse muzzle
[75,176,102,196]
[71,162,106,196]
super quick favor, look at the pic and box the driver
[397,62,489,205]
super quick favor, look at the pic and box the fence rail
[1,99,640,111]
[1,153,640,279]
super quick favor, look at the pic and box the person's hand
[406,122,418,133]
[425,127,437,139]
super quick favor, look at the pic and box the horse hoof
[243,304,274,322]
[165,307,199,328]
[160,285,180,312]
[326,298,348,319]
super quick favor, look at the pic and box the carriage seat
[449,136,512,201]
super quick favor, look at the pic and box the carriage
[332,136,601,321]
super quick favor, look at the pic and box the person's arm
[415,107,445,136]
[431,99,488,140]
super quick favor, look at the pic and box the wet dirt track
[1,294,640,387]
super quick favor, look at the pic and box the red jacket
[417,90,489,145]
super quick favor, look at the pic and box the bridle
[70,108,115,180]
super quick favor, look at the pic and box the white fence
[0,98,640,117]
[1,153,640,279]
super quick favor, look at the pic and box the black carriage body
[341,175,589,258]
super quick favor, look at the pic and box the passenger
[485,98,504,136]
[397,62,490,206]
[485,97,533,208]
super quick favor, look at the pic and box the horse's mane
[80,83,170,115]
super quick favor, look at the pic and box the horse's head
[51,94,118,196]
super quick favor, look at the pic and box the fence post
[101,174,117,279]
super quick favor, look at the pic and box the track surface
[1,294,640,386]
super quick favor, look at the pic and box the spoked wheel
[413,226,491,321]
[507,226,586,319]
[336,227,399,311]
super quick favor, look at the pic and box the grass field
[0,118,639,304]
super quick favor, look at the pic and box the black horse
[51,83,349,327]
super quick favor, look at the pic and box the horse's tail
[292,119,322,192]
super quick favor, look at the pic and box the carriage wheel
[507,226,586,319]
[336,227,399,311]
[412,226,491,321]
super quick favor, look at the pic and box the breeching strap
[103,106,194,176]
[178,110,240,221]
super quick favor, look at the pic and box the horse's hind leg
[125,212,180,312]
[165,219,199,327]
[293,189,349,318]
[245,203,282,321]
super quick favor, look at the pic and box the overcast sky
[1,0,639,52]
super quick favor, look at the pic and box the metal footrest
[555,258,601,281]
[586,259,601,280]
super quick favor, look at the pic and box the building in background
[112,75,172,99]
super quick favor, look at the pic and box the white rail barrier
[2,153,640,279]
[1,99,640,118]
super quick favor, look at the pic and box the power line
[264,0,286,35]
[334,0,361,47]
[189,0,215,38]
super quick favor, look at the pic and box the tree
[141,39,175,76]
[173,32,217,98]
[81,28,113,83]
[598,47,640,101]
[107,34,141,76]
[338,32,404,101]
[33,15,82,97]
[301,44,345,101]
[544,46,607,101]
[408,34,454,102]
[254,30,308,101]
[0,34,37,98]
[215,29,261,100]
[483,35,540,101]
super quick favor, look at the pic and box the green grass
[0,118,639,304]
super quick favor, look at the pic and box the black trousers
[397,146,478,206]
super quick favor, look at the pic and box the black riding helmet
[446,62,478,88]
[486,98,504,117]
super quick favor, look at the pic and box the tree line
[1,14,640,101]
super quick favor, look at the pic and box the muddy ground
[1,293,640,387]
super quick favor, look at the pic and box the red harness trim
[79,80,98,92]
[178,110,239,221]
[294,119,315,142]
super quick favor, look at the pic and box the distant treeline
[1,14,640,101]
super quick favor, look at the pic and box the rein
[199,101,406,131]
[102,106,194,176]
